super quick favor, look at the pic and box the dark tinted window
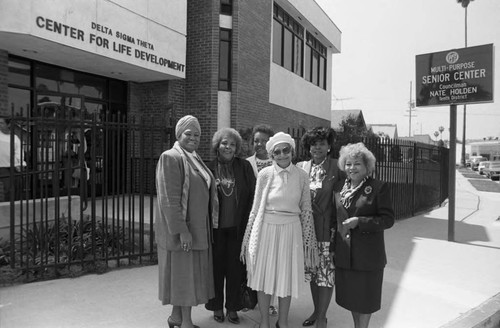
[8,58,30,87]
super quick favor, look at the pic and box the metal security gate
[3,108,175,281]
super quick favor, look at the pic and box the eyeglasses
[272,146,291,156]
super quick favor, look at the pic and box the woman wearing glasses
[241,132,318,328]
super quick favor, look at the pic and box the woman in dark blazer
[205,127,256,324]
[297,127,343,328]
[155,115,219,328]
[333,142,395,328]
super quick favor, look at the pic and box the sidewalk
[1,171,499,328]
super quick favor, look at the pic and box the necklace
[217,162,235,197]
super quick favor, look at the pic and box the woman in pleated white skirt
[241,132,318,328]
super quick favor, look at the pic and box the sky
[315,0,500,141]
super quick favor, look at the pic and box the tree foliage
[333,114,376,157]
[336,114,375,142]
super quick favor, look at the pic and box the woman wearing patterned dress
[297,127,343,328]
[241,132,318,328]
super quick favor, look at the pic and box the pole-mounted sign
[415,43,495,242]
[416,44,494,107]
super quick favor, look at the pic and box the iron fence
[2,109,175,281]
[289,130,449,220]
[3,118,448,281]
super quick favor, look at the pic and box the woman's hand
[342,217,359,230]
[180,232,193,252]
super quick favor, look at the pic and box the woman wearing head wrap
[241,132,318,328]
[333,142,394,328]
[155,115,219,328]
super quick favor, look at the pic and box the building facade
[0,0,341,159]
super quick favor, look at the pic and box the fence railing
[2,118,448,282]
[2,110,175,281]
[288,129,449,220]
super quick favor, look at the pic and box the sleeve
[298,170,318,271]
[156,152,189,235]
[240,169,264,262]
[357,182,395,232]
[245,160,257,202]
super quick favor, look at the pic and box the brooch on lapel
[364,186,372,195]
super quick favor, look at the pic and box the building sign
[415,44,494,107]
[34,17,185,73]
[0,0,186,80]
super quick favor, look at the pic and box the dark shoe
[227,311,240,324]
[302,318,316,326]
[214,311,225,323]
[167,316,181,328]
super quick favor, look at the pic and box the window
[305,32,327,89]
[272,4,303,77]
[8,58,31,117]
[8,56,127,118]
[221,0,232,15]
[219,29,232,91]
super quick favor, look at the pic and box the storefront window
[7,87,31,117]
[35,64,106,100]
[8,58,30,87]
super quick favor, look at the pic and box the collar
[273,162,292,174]
[312,157,327,168]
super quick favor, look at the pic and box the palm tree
[456,0,474,166]
[439,126,445,140]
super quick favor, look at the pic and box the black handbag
[240,283,258,310]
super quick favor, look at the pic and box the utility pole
[406,81,417,137]
[457,0,474,166]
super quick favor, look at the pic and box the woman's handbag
[240,282,258,310]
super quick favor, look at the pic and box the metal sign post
[448,105,457,242]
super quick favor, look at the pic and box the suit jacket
[297,157,344,241]
[154,142,219,251]
[333,177,394,271]
[207,157,256,241]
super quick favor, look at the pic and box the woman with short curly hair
[333,142,394,328]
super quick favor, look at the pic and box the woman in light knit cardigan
[241,132,318,328]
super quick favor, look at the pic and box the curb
[440,293,500,328]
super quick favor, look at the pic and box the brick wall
[128,80,183,158]
[233,0,329,136]
[0,50,8,116]
[185,0,219,159]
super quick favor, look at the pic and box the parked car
[478,161,491,175]
[484,161,500,181]
[469,156,488,171]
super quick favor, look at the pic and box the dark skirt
[335,267,384,314]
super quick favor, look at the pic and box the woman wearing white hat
[241,132,318,328]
